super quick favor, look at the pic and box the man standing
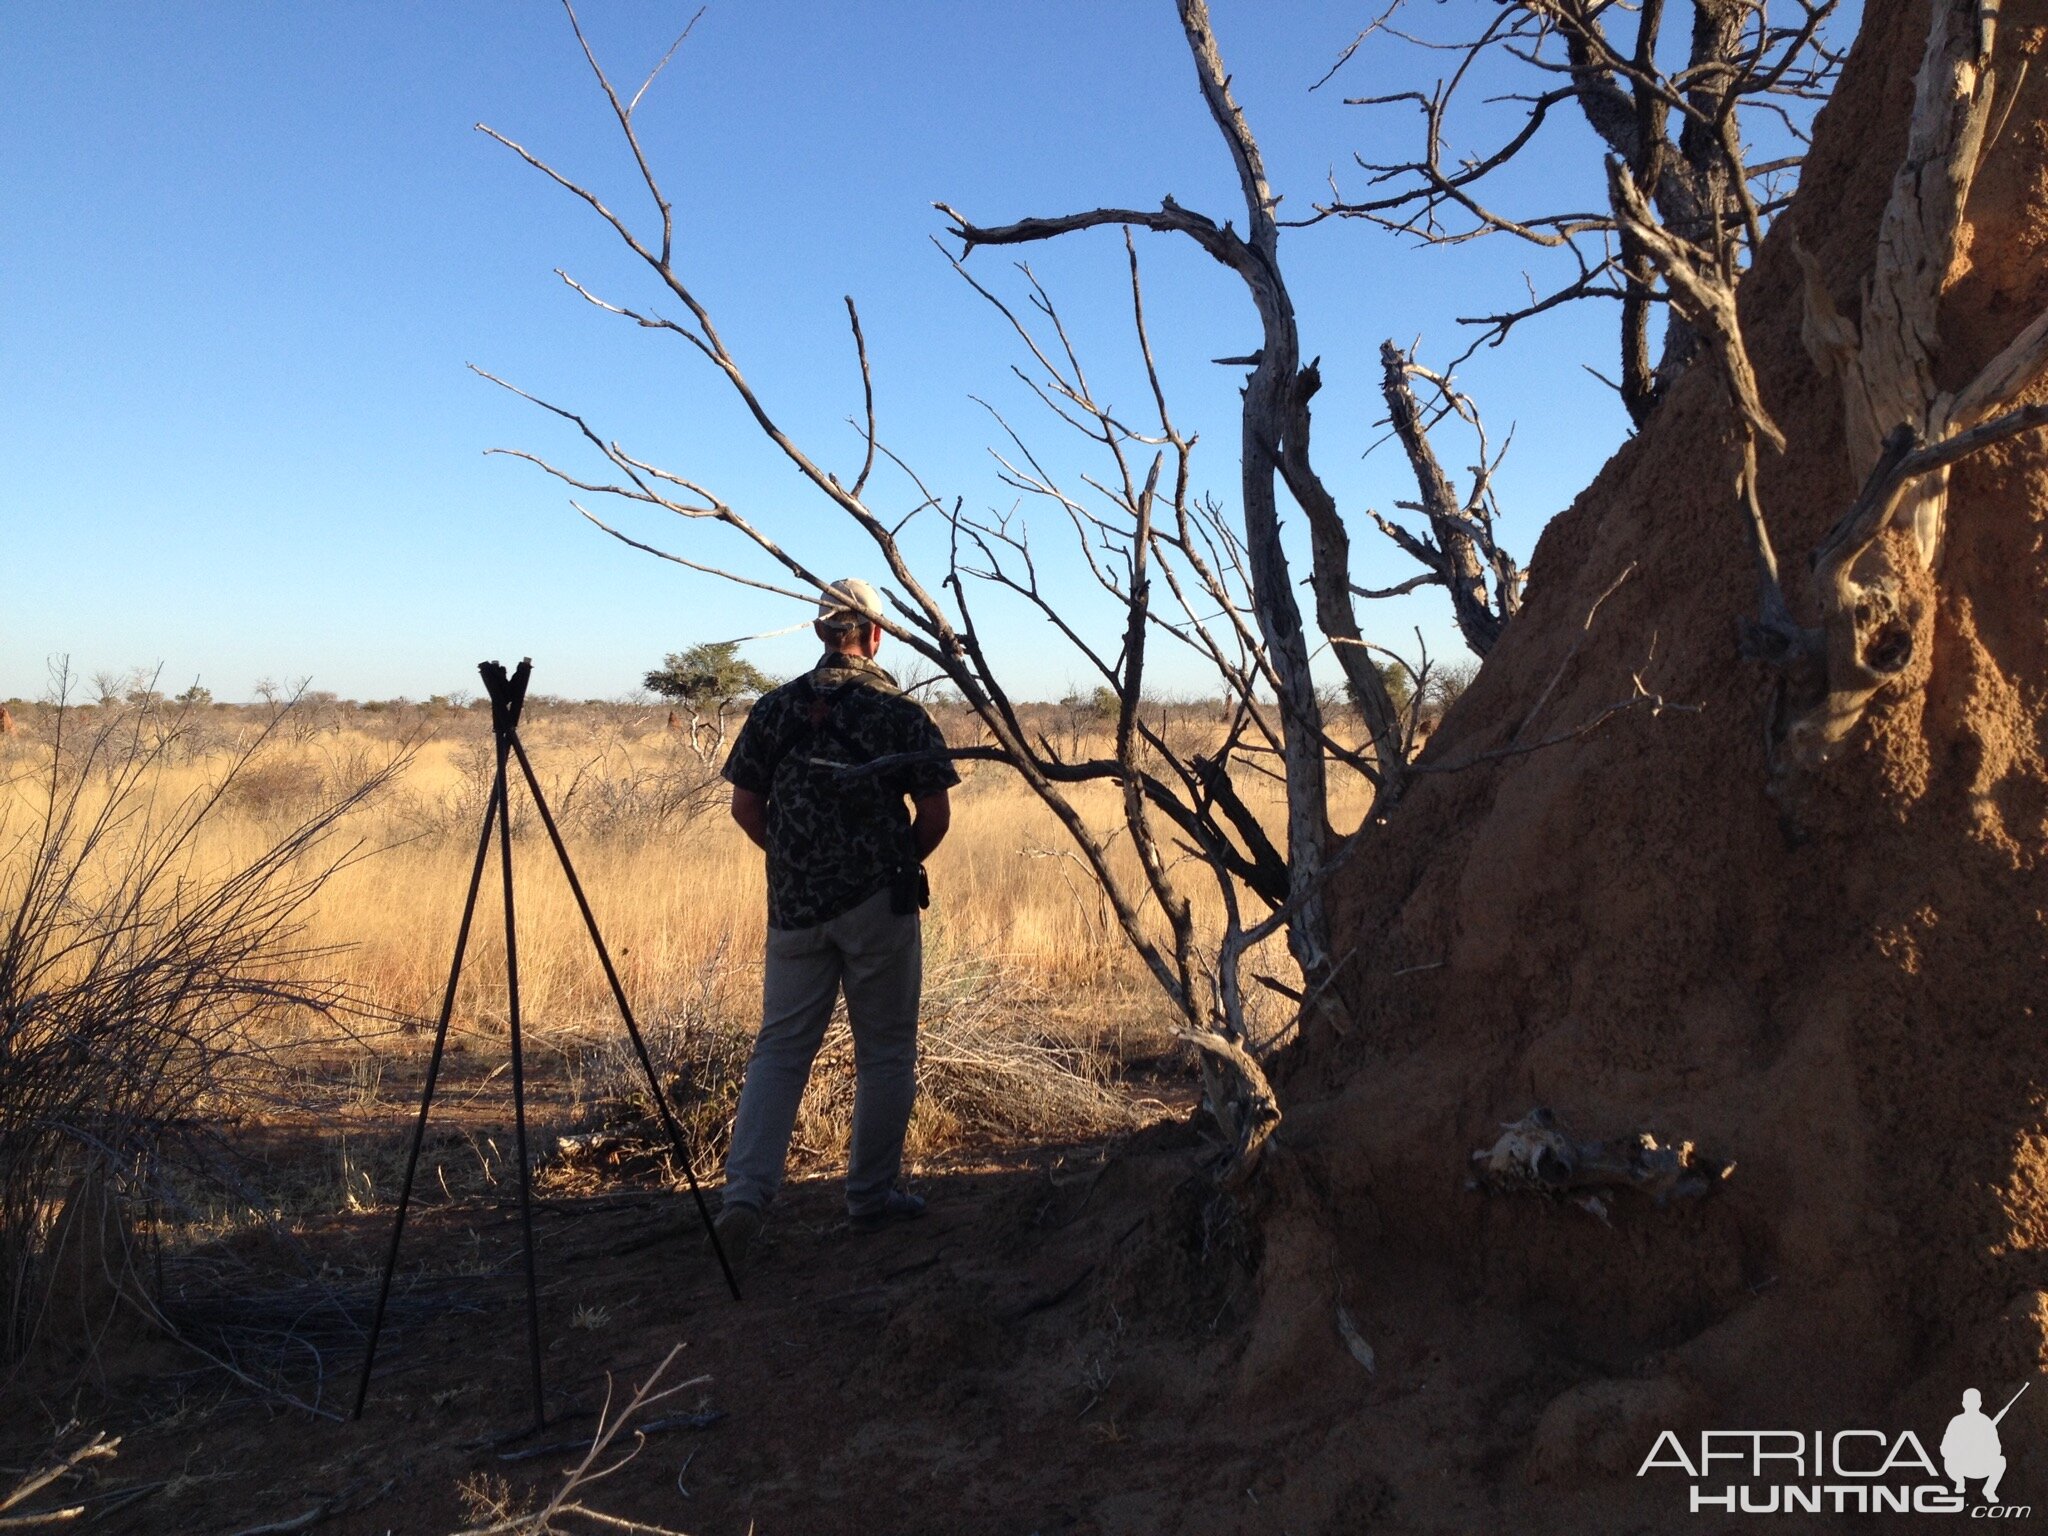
[713,579,958,1265]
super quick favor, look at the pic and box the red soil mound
[1253,0,2048,1518]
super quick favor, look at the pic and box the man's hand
[730,786,769,850]
[911,789,951,860]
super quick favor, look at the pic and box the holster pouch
[889,864,931,915]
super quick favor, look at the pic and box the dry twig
[451,1343,708,1536]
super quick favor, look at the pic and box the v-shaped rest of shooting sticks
[351,659,740,1434]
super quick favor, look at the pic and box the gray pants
[721,887,922,1215]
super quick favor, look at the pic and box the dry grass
[0,700,407,1360]
[300,726,1200,1038]
[299,709,1351,1039]
[0,698,1356,1273]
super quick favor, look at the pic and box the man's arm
[911,789,951,860]
[730,786,769,850]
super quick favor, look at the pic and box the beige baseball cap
[816,577,884,630]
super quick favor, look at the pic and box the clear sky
[4,1,1681,705]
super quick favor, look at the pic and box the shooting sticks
[352,659,740,1432]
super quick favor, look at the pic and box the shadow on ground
[5,1116,1334,1535]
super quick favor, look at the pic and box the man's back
[722,652,956,928]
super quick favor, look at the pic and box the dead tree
[478,2,1698,1178]
[938,0,1419,990]
[1605,0,2048,786]
[1315,0,1842,425]
[1358,341,1525,657]
[476,0,1402,1176]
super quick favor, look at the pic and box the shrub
[0,699,402,1363]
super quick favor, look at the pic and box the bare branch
[627,9,704,118]
[1351,570,1441,601]
[1609,158,1785,451]
[1317,0,1839,413]
[1370,341,1523,655]
[843,297,879,499]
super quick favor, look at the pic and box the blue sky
[3,1,1668,704]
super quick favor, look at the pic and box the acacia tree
[643,641,773,761]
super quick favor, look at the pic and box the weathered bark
[1763,0,2048,770]
[1173,0,1409,810]
[1610,161,1787,452]
[1799,0,2000,561]
[1609,0,2048,779]
[1182,1027,1282,1189]
[1372,342,1523,657]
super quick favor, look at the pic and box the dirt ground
[2,1072,1690,1536]
[0,1097,1321,1536]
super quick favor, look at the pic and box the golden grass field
[0,699,1366,1218]
[314,725,1173,1046]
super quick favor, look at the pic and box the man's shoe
[849,1189,925,1232]
[714,1202,762,1268]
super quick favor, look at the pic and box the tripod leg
[352,758,503,1420]
[509,734,742,1302]
[496,740,548,1433]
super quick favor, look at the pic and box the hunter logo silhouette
[1942,1383,2027,1505]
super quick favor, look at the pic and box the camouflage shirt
[721,652,959,929]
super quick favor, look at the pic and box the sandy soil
[7,1069,1694,1536]
[0,1105,1323,1536]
